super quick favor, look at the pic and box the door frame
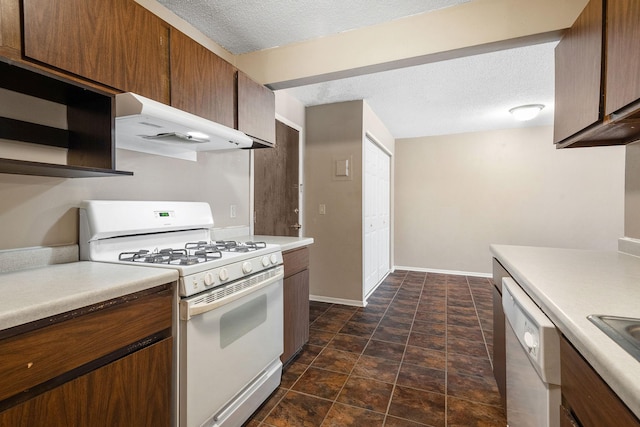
[250,114,304,236]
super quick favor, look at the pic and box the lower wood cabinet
[281,247,310,364]
[0,338,172,427]
[560,335,640,427]
[491,258,509,411]
[0,284,173,426]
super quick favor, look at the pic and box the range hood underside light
[115,92,253,161]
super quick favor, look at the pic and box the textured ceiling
[286,41,557,138]
[157,0,471,55]
[157,0,556,138]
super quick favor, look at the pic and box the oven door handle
[180,267,283,320]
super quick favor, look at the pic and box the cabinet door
[604,0,640,115]
[553,0,603,144]
[0,0,20,58]
[282,269,310,364]
[0,338,172,427]
[560,336,640,427]
[492,286,506,410]
[237,71,276,145]
[170,29,236,128]
[491,259,510,410]
[254,120,300,236]
[22,0,170,103]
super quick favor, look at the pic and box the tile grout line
[351,269,408,427]
[444,274,449,427]
[465,277,494,370]
[381,271,428,426]
[317,269,408,427]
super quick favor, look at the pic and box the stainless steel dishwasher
[502,277,561,427]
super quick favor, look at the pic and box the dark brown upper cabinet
[554,0,640,148]
[170,29,236,129]
[237,71,276,147]
[0,0,20,59]
[22,0,170,104]
[553,0,603,145]
[604,0,640,116]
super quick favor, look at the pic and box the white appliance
[502,277,561,427]
[79,200,284,427]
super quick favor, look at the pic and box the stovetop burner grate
[211,240,267,252]
[117,240,268,265]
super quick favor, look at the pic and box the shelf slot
[0,116,69,148]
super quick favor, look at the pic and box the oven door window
[220,294,267,348]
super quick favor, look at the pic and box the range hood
[115,92,253,161]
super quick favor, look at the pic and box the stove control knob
[204,272,214,287]
[219,268,229,282]
[262,256,270,267]
[242,261,253,274]
[270,253,278,264]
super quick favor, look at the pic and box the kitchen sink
[588,315,640,362]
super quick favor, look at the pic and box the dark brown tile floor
[245,270,506,427]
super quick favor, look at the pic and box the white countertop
[0,262,178,331]
[490,244,640,418]
[235,235,314,252]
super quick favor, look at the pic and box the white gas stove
[78,200,284,427]
[78,200,283,297]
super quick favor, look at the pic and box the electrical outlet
[230,204,237,218]
[319,204,326,215]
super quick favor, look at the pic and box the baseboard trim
[309,294,366,307]
[393,265,491,278]
[619,237,640,258]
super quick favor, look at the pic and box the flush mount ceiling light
[509,104,545,121]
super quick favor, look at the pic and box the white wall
[0,147,251,251]
[394,126,625,275]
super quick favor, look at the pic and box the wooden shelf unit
[0,59,132,178]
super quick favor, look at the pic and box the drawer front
[283,247,309,278]
[0,285,172,402]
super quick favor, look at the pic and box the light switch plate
[332,155,353,181]
[336,159,349,176]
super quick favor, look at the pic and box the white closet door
[363,136,390,298]
[364,139,377,296]
[378,149,390,281]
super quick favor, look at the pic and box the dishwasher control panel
[502,277,561,385]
